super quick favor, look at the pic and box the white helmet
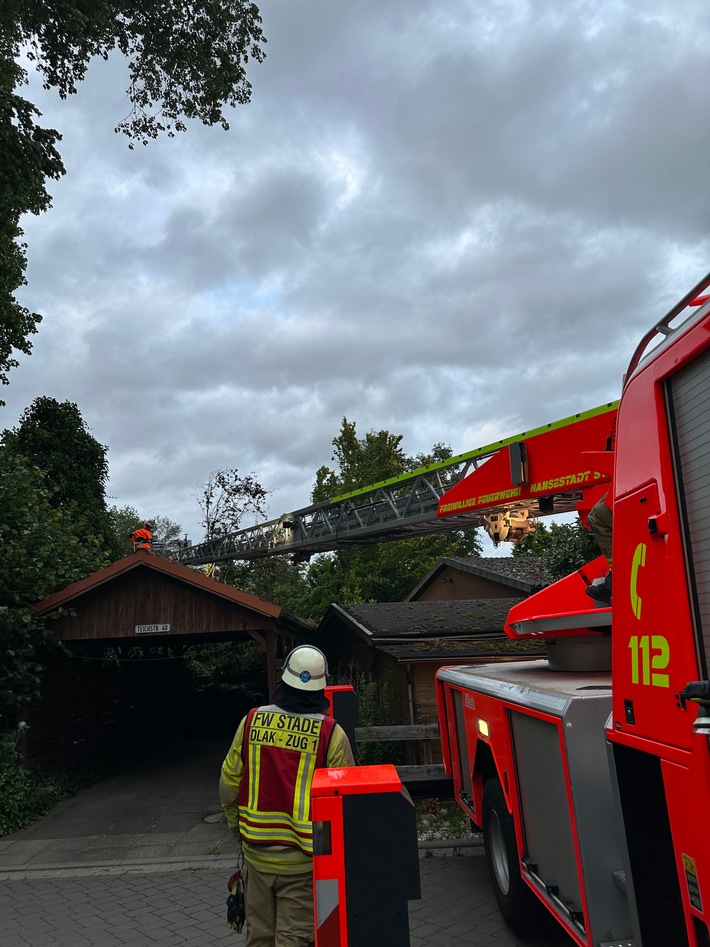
[281,645,328,692]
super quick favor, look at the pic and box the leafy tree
[2,397,109,518]
[0,448,108,727]
[217,555,310,612]
[198,467,269,540]
[151,515,183,545]
[512,518,600,579]
[1,0,266,392]
[0,46,62,404]
[295,531,481,623]
[313,419,408,501]
[106,504,141,553]
[297,419,482,622]
[105,507,184,559]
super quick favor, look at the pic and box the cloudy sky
[4,0,710,546]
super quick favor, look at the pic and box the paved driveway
[0,739,574,946]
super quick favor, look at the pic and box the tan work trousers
[588,493,613,564]
[244,862,315,947]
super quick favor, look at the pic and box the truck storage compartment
[438,662,634,946]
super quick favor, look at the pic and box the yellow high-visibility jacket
[220,704,355,874]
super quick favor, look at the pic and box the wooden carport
[25,551,313,770]
[31,550,312,695]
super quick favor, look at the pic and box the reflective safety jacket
[130,527,152,549]
[220,704,354,874]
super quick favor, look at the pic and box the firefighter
[219,645,355,947]
[585,493,613,604]
[130,521,153,551]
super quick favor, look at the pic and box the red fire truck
[435,273,710,947]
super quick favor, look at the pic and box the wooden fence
[354,723,450,790]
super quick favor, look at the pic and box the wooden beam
[265,628,277,697]
[354,723,440,743]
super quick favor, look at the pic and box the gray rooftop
[319,598,546,661]
[406,555,554,600]
[328,598,523,639]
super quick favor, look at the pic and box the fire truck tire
[482,778,541,934]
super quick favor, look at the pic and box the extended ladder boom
[175,402,617,566]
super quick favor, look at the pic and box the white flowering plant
[415,797,477,842]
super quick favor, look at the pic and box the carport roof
[30,550,305,629]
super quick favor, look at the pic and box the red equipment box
[312,764,421,947]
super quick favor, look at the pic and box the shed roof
[405,555,553,600]
[317,599,545,661]
[327,598,521,640]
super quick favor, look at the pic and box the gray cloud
[3,0,710,542]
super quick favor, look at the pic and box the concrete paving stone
[0,739,581,947]
[105,819,157,836]
[181,823,228,841]
[159,841,221,857]
[24,931,64,947]
[112,844,178,859]
[75,914,114,933]
[73,848,141,863]
[0,920,23,938]
[18,913,55,932]
[54,932,94,947]
[27,846,110,866]
[85,833,146,850]
[64,899,108,919]
[408,920,440,942]
[85,895,126,913]
[67,934,122,947]
[0,839,56,863]
[149,817,196,833]
[186,907,223,927]
[137,831,199,848]
[11,819,83,840]
[113,928,156,944]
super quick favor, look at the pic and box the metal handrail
[624,270,710,388]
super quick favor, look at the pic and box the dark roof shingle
[406,555,553,600]
[331,598,522,639]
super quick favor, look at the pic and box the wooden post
[265,628,277,698]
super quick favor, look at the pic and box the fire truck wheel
[482,778,541,934]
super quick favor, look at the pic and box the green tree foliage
[151,515,183,544]
[2,396,109,519]
[218,555,310,612]
[512,518,600,579]
[105,507,184,559]
[0,46,63,404]
[106,503,141,554]
[1,0,266,392]
[295,419,482,622]
[0,449,108,726]
[312,419,408,501]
